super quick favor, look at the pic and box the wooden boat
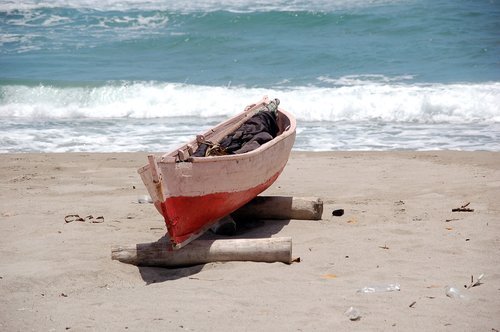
[137,97,296,249]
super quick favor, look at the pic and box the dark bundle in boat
[193,99,280,157]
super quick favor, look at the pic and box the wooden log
[232,196,323,220]
[111,237,292,267]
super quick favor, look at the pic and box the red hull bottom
[160,170,282,246]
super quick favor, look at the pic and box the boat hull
[138,101,296,249]
[160,168,283,246]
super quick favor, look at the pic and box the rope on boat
[196,135,227,157]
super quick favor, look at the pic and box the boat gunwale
[137,108,296,172]
[178,109,295,164]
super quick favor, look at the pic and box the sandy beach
[1,151,499,331]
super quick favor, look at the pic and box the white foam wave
[1,0,401,13]
[1,9,170,54]
[318,74,416,86]
[1,81,499,123]
[4,8,169,30]
[282,83,500,123]
[0,34,27,45]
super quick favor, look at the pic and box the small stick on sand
[452,202,474,212]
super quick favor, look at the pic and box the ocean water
[1,0,499,152]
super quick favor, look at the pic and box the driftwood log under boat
[111,237,293,267]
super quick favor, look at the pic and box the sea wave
[0,0,400,13]
[1,81,499,123]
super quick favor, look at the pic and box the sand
[1,151,499,331]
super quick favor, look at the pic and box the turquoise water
[1,0,499,152]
